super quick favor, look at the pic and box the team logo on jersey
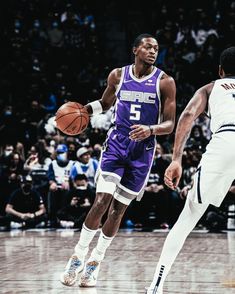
[144,79,155,86]
[120,90,156,104]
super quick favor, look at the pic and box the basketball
[55,101,89,136]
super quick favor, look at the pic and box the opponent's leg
[60,192,112,286]
[79,198,129,287]
[147,198,209,293]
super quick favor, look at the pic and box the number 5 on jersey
[130,104,141,120]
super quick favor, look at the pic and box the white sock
[74,223,98,257]
[149,198,208,292]
[89,230,114,262]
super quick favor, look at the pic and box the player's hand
[129,124,151,141]
[164,161,182,190]
[49,182,58,191]
[180,185,191,199]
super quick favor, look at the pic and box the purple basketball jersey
[99,65,164,200]
[112,65,163,134]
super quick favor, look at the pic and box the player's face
[134,38,159,65]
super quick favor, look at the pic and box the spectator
[70,146,98,190]
[47,144,74,226]
[189,124,209,153]
[24,140,52,172]
[5,175,47,229]
[57,174,94,228]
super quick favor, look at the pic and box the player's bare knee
[108,205,127,222]
[92,193,111,215]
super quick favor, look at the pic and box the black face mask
[22,183,32,193]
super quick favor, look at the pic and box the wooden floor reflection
[0,228,235,294]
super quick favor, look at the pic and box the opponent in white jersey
[146,46,235,294]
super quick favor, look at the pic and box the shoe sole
[79,284,96,288]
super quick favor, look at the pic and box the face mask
[22,184,32,193]
[75,185,87,190]
[14,20,21,29]
[34,20,40,28]
[57,153,67,162]
[52,21,58,28]
[5,111,12,116]
[4,150,13,157]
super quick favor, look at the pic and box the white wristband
[89,101,103,115]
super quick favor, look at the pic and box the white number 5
[130,104,141,120]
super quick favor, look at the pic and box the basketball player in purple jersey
[60,33,176,288]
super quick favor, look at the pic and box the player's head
[219,47,235,78]
[132,33,158,66]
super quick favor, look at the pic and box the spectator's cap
[20,175,33,183]
[56,144,68,153]
[76,147,90,158]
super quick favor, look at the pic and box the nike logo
[123,79,132,83]
[146,146,154,151]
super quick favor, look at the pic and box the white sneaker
[60,254,84,286]
[10,221,23,229]
[79,260,100,287]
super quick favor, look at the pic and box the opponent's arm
[164,83,213,189]
[172,83,212,163]
[85,68,121,115]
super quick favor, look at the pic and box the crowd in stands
[0,0,235,231]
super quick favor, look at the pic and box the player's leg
[147,197,209,293]
[60,175,116,286]
[79,196,130,287]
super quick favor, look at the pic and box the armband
[89,101,103,115]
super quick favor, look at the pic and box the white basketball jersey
[208,78,235,133]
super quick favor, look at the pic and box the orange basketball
[55,101,89,135]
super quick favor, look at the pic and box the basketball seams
[62,115,89,135]
[62,115,81,132]
[56,102,89,135]
[56,111,81,120]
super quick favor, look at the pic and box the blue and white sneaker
[60,254,84,286]
[79,260,100,287]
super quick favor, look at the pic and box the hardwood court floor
[0,228,235,294]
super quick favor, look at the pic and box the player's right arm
[85,68,121,115]
[164,82,213,190]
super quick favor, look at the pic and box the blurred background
[0,0,234,232]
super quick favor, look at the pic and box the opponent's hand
[164,160,182,190]
[129,125,151,141]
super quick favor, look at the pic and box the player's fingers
[130,124,140,130]
[174,177,180,188]
[129,127,142,135]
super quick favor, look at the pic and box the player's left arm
[153,75,176,135]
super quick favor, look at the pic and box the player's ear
[133,47,137,56]
[218,65,224,78]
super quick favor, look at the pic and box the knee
[108,207,125,222]
[92,194,110,215]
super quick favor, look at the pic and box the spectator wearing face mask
[70,147,98,190]
[5,175,47,229]
[47,144,74,226]
[0,144,14,167]
[57,174,95,228]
